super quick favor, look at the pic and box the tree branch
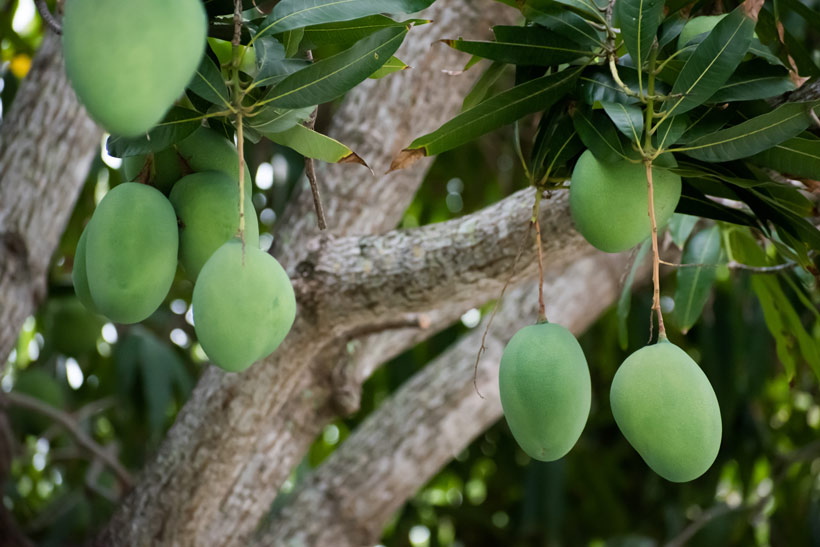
[1,392,133,488]
[254,251,640,546]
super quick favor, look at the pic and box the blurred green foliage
[2,1,820,546]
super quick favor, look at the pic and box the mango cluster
[62,0,207,137]
[74,128,295,373]
[499,321,721,481]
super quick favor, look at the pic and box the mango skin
[170,172,260,280]
[86,183,179,324]
[499,323,591,462]
[610,340,722,482]
[192,241,296,372]
[72,226,98,313]
[122,127,253,195]
[570,150,681,253]
[62,0,207,137]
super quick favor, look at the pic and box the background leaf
[674,225,722,333]
[571,105,626,162]
[106,108,202,158]
[188,54,231,107]
[617,239,651,350]
[263,124,367,165]
[617,0,665,71]
[748,135,820,180]
[600,101,644,140]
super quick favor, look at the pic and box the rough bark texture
[257,252,638,546]
[0,32,101,363]
[95,3,518,545]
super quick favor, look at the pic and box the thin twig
[303,51,328,230]
[473,220,534,398]
[232,0,247,256]
[35,0,61,35]
[533,194,547,323]
[660,259,797,273]
[1,392,133,488]
[645,160,665,339]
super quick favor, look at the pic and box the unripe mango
[62,0,207,137]
[499,323,591,461]
[122,127,253,195]
[170,172,260,280]
[72,226,97,313]
[192,241,295,372]
[570,150,681,253]
[610,340,722,482]
[86,183,178,324]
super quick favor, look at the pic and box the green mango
[86,183,178,324]
[72,226,98,313]
[570,150,681,253]
[499,322,591,461]
[122,127,253,195]
[9,369,66,433]
[677,15,727,50]
[193,241,295,372]
[62,0,207,137]
[170,171,260,280]
[610,340,722,482]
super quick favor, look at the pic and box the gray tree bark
[256,252,640,546]
[0,32,101,362]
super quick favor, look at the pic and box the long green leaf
[673,101,819,162]
[302,15,426,48]
[368,56,408,79]
[521,0,606,48]
[443,26,596,67]
[188,55,231,107]
[461,61,507,111]
[674,226,722,333]
[667,213,699,249]
[601,101,644,140]
[263,124,367,165]
[260,26,408,108]
[257,0,433,38]
[748,135,820,180]
[399,67,580,160]
[107,108,202,158]
[665,6,755,117]
[572,105,626,162]
[245,104,315,133]
[709,61,796,103]
[617,0,665,72]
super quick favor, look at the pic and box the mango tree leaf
[263,124,368,166]
[188,54,231,107]
[571,105,626,162]
[579,66,648,105]
[665,6,755,117]
[531,106,583,180]
[521,1,606,48]
[600,101,644,140]
[536,0,606,22]
[254,36,287,81]
[673,101,819,162]
[653,114,688,149]
[245,104,315,133]
[667,213,699,249]
[260,26,408,108]
[618,239,651,350]
[617,0,665,77]
[442,26,597,67]
[708,61,796,103]
[657,13,685,49]
[677,185,758,226]
[748,135,820,180]
[394,67,580,163]
[257,0,434,38]
[368,56,408,79]
[302,15,426,49]
[674,225,722,333]
[279,28,305,57]
[107,108,202,158]
[462,61,507,111]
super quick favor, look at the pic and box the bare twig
[660,259,797,273]
[645,160,666,339]
[304,51,328,230]
[1,392,133,488]
[232,0,247,255]
[35,0,62,35]
[473,217,533,398]
[533,194,547,323]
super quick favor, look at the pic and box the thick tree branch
[295,189,591,328]
[255,252,639,546]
